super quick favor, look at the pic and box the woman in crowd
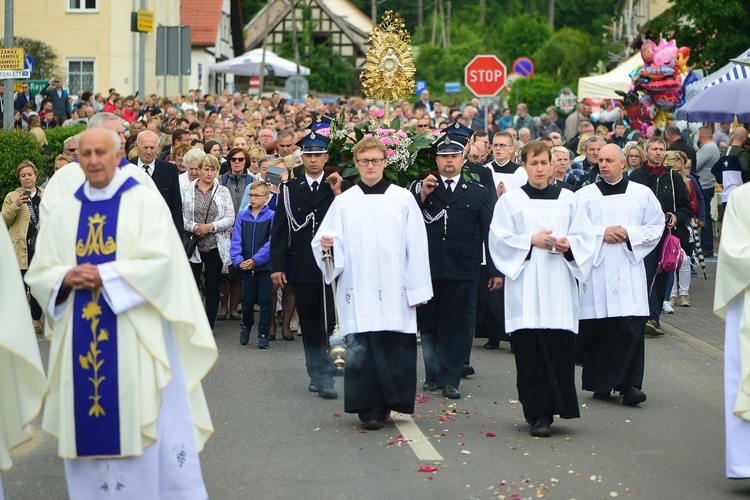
[663,151,702,308]
[232,133,250,151]
[625,142,646,172]
[182,154,235,331]
[180,147,206,190]
[2,161,44,333]
[248,146,265,178]
[218,147,255,320]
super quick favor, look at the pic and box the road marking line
[392,412,444,461]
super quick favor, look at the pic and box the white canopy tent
[684,47,750,102]
[577,53,643,100]
[209,49,310,77]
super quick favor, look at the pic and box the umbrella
[209,49,310,77]
[690,220,707,280]
[676,78,750,122]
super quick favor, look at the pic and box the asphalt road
[4,319,750,499]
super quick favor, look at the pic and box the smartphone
[544,238,556,246]
[24,189,32,196]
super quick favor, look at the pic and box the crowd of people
[2,80,750,497]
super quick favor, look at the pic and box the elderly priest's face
[79,128,124,189]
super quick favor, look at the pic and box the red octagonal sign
[465,55,507,97]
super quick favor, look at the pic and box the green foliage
[0,130,47,199]
[649,0,750,72]
[507,74,560,116]
[0,37,60,80]
[554,0,618,39]
[497,14,551,63]
[45,124,87,159]
[533,28,596,86]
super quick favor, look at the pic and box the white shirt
[440,174,460,191]
[305,173,324,192]
[137,158,155,177]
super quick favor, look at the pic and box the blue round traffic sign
[512,57,535,78]
[24,55,35,75]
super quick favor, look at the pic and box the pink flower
[363,133,373,139]
[396,131,408,138]
[316,128,331,137]
[386,149,395,157]
[392,138,400,146]
[381,137,392,146]
[431,130,442,137]
[374,128,385,135]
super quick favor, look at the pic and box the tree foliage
[496,14,551,64]
[649,0,750,72]
[533,28,596,86]
[506,74,560,116]
[0,37,60,80]
[0,130,47,199]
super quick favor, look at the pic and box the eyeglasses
[416,123,430,128]
[628,155,641,159]
[230,157,246,162]
[492,143,511,149]
[248,193,268,198]
[469,155,481,161]
[357,158,386,166]
[67,148,77,152]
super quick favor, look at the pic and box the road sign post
[464,55,507,97]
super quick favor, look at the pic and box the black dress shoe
[308,380,319,393]
[530,415,553,437]
[621,387,647,406]
[461,365,475,378]
[318,384,338,400]
[592,391,612,400]
[484,341,500,350]
[361,419,381,430]
[422,381,437,391]
[442,385,461,399]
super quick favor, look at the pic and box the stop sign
[465,55,507,97]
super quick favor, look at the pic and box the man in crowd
[63,135,80,159]
[270,131,345,400]
[629,137,692,336]
[39,77,70,125]
[413,134,502,400]
[714,122,731,150]
[312,137,432,430]
[694,126,720,257]
[131,130,183,236]
[564,101,591,142]
[564,135,604,191]
[666,125,697,172]
[14,82,36,112]
[26,127,217,498]
[564,119,594,154]
[717,127,749,207]
[608,121,628,149]
[276,129,297,158]
[514,104,535,140]
[576,144,664,405]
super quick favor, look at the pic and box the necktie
[144,164,151,176]
[445,179,454,192]
[311,180,319,193]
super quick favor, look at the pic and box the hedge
[0,130,47,200]
[46,123,87,159]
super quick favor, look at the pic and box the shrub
[46,123,87,159]
[0,130,47,199]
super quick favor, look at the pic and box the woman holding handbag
[182,154,235,331]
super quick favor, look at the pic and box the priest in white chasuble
[576,144,664,406]
[25,128,217,499]
[488,140,595,438]
[0,223,47,499]
[714,182,750,479]
[312,137,433,431]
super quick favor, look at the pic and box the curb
[661,322,723,361]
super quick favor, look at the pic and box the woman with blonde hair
[663,151,704,308]
[2,161,44,332]
[624,142,646,172]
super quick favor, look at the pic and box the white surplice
[0,223,47,499]
[576,181,664,319]
[311,184,433,335]
[488,186,596,334]
[714,183,750,478]
[25,169,217,498]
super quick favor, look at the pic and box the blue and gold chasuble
[72,177,138,457]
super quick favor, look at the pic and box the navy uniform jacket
[463,160,498,204]
[412,176,500,281]
[270,174,348,284]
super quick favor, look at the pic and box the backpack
[657,229,684,274]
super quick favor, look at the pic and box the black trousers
[474,265,507,343]
[577,316,646,393]
[20,269,42,321]
[190,247,222,329]
[643,236,668,322]
[418,278,476,388]
[344,332,417,419]
[294,282,335,388]
[241,270,272,337]
[513,329,580,423]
